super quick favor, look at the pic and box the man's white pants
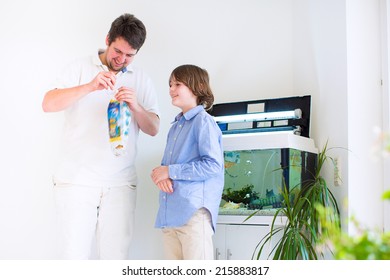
[54,183,136,259]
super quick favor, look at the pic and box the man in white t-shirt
[42,13,160,259]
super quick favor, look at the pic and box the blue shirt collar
[173,105,204,123]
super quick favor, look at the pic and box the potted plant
[316,130,390,259]
[249,142,341,260]
[316,190,390,259]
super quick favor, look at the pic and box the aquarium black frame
[281,148,317,192]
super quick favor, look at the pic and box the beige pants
[162,208,214,260]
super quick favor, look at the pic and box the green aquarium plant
[222,184,258,205]
[250,142,340,260]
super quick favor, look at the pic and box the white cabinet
[213,215,285,260]
[213,224,270,260]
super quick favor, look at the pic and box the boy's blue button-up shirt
[155,105,224,231]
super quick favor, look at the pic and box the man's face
[105,36,137,72]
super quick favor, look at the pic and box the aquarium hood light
[213,109,302,124]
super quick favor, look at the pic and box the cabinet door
[225,224,271,260]
[213,224,227,260]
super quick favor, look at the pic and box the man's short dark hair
[107,13,146,51]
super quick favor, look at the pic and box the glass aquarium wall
[220,148,317,215]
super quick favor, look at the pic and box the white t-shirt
[53,52,159,187]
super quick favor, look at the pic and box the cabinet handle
[227,249,232,260]
[215,248,221,260]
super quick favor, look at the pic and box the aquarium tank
[220,145,317,215]
[209,95,317,216]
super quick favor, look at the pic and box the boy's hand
[156,179,174,193]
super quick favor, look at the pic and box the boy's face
[169,78,197,113]
[105,36,137,73]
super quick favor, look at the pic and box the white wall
[0,0,295,259]
[0,0,385,259]
[346,0,384,232]
[292,0,349,227]
[293,0,385,235]
[382,0,390,232]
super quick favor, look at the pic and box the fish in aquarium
[224,151,240,169]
